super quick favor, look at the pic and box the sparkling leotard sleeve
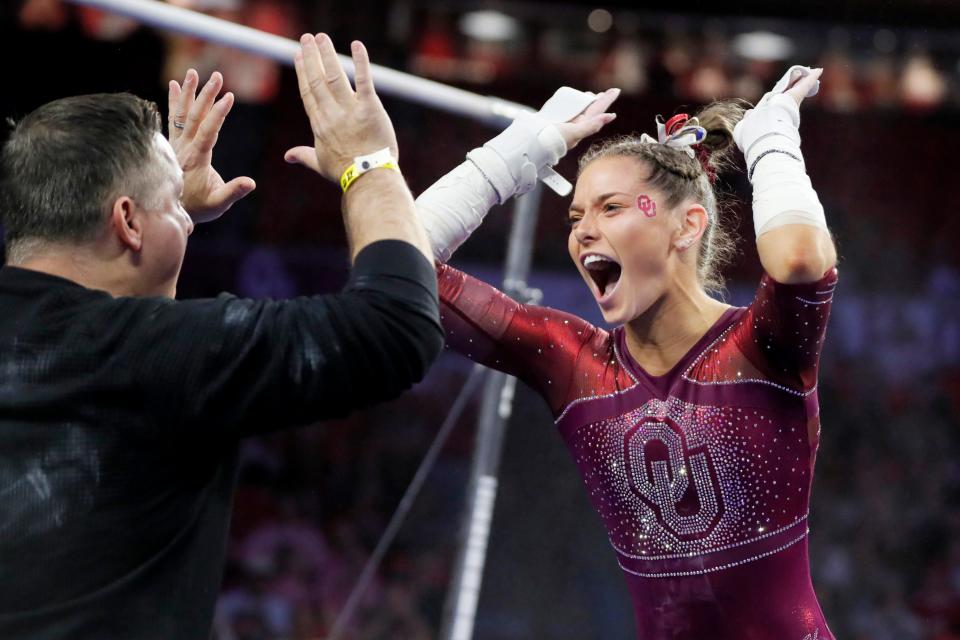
[684,267,839,399]
[743,269,838,392]
[436,263,634,415]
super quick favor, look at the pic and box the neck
[623,276,730,376]
[10,242,139,297]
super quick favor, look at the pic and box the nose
[572,211,599,245]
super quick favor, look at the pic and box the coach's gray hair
[1,93,163,259]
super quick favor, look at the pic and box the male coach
[0,34,441,639]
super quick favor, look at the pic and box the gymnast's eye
[567,216,581,228]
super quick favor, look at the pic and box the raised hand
[284,34,398,181]
[733,65,823,157]
[783,67,824,107]
[167,70,256,223]
[556,87,620,152]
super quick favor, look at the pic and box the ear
[673,203,709,252]
[110,196,143,252]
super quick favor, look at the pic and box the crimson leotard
[438,263,838,640]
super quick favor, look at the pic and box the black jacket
[0,239,442,639]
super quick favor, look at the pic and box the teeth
[583,254,613,268]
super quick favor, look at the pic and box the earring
[677,238,694,250]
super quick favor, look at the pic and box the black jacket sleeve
[119,240,443,438]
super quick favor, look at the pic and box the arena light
[587,8,613,33]
[459,10,521,42]
[732,31,795,61]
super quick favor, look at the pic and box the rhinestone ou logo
[623,417,723,540]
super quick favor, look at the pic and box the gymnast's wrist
[740,126,807,182]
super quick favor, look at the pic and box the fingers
[581,87,620,119]
[300,33,330,107]
[592,112,617,131]
[192,176,257,223]
[173,69,199,140]
[284,146,322,172]
[167,80,181,139]
[184,72,223,140]
[315,32,352,102]
[211,176,257,211]
[785,68,823,106]
[194,92,234,155]
[294,49,321,133]
[564,113,616,150]
[291,33,397,181]
[351,40,375,99]
[558,86,619,151]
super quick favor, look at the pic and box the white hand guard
[467,86,597,201]
[733,65,828,237]
[416,86,598,262]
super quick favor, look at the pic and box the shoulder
[553,326,637,422]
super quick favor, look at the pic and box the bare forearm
[757,224,837,283]
[342,170,433,263]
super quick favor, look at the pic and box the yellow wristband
[340,148,399,193]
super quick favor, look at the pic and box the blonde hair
[577,100,747,295]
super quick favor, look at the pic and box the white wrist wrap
[414,86,600,262]
[733,66,828,238]
[467,86,597,202]
[415,160,499,262]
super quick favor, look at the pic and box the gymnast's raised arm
[413,86,620,262]
[734,66,837,283]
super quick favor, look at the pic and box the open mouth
[581,254,622,299]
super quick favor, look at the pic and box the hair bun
[691,99,749,177]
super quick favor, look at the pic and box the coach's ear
[110,196,143,252]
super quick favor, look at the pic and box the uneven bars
[64,0,532,126]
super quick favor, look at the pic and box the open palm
[167,70,256,223]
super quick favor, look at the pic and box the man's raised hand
[284,34,399,180]
[167,70,256,224]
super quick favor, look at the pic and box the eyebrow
[568,192,632,213]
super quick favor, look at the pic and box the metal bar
[440,185,544,640]
[64,0,531,126]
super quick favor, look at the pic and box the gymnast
[414,66,838,639]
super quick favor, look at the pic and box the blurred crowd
[6,0,960,638]
[406,8,958,115]
[813,359,960,640]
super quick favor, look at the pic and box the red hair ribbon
[695,144,717,185]
[664,113,691,137]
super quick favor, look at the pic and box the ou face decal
[637,194,657,218]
